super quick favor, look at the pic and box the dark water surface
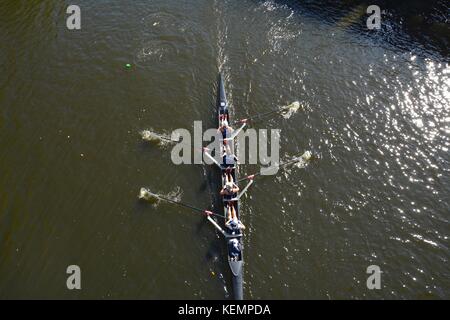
[0,0,449,299]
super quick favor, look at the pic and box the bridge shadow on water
[257,0,449,60]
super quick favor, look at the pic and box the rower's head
[229,220,238,230]
[225,182,233,192]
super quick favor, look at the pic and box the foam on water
[166,187,182,202]
[138,187,183,207]
[141,129,179,147]
[139,187,160,205]
[141,130,161,143]
[302,150,312,161]
[294,150,313,169]
[281,101,301,119]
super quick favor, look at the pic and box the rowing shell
[217,73,244,300]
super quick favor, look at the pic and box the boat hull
[217,73,244,300]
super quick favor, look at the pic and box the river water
[0,0,449,299]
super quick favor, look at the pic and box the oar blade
[141,129,180,146]
[301,150,312,161]
[138,187,160,204]
[256,151,313,176]
[281,101,302,119]
[291,151,313,169]
[141,130,162,143]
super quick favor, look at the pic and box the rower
[222,141,238,168]
[228,238,241,261]
[225,202,245,234]
[220,170,240,198]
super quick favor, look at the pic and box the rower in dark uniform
[228,238,241,261]
[225,202,245,235]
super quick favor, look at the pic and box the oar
[142,131,210,156]
[141,189,225,219]
[231,101,301,125]
[203,147,223,168]
[237,151,312,183]
[141,130,181,144]
[156,135,180,143]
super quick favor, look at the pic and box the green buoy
[125,63,132,69]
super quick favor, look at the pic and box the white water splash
[281,101,302,119]
[138,187,182,207]
[302,150,312,161]
[141,129,179,147]
[141,130,161,143]
[139,188,160,204]
[167,187,182,202]
[294,150,313,169]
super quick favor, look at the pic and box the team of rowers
[218,114,246,235]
